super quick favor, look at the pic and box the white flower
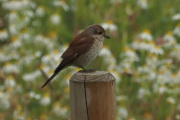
[101,21,118,31]
[19,32,31,42]
[149,45,164,55]
[163,32,176,48]
[13,109,26,120]
[50,14,61,25]
[9,51,20,60]
[7,12,19,22]
[138,30,153,41]
[111,71,120,82]
[34,94,41,100]
[0,29,8,41]
[137,0,148,9]
[157,59,172,66]
[167,97,176,104]
[158,86,167,94]
[53,1,69,11]
[10,38,22,48]
[2,0,35,10]
[22,55,35,65]
[35,51,42,57]
[125,5,133,15]
[171,71,180,84]
[172,14,180,21]
[5,76,16,88]
[173,25,180,37]
[99,47,117,71]
[0,51,11,62]
[23,10,34,18]
[41,50,61,68]
[116,95,127,102]
[99,47,111,56]
[0,92,10,110]
[118,107,128,119]
[53,104,67,117]
[176,114,180,120]
[121,47,139,62]
[29,91,35,98]
[118,60,133,74]
[39,64,52,76]
[29,91,41,100]
[9,24,18,35]
[23,70,41,82]
[170,44,180,60]
[147,71,156,81]
[40,96,51,106]
[132,40,154,51]
[36,7,45,17]
[157,66,172,84]
[146,55,158,67]
[137,88,150,99]
[138,66,150,73]
[35,35,54,49]
[107,56,116,70]
[2,63,19,74]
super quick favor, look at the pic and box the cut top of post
[70,71,115,82]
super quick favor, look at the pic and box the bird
[41,24,110,88]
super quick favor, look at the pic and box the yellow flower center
[174,47,179,52]
[167,31,173,36]
[49,31,57,38]
[0,29,6,33]
[148,41,154,45]
[107,21,113,25]
[5,62,11,66]
[65,87,70,94]
[43,93,50,97]
[172,73,178,78]
[144,29,151,34]
[48,70,54,74]
[40,64,45,69]
[177,22,180,27]
[65,74,71,80]
[12,37,18,42]
[54,49,59,54]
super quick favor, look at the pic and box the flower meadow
[1,0,180,120]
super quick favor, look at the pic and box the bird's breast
[73,36,104,67]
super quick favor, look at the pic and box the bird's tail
[41,63,65,88]
[41,72,58,88]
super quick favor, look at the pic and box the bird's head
[84,24,110,39]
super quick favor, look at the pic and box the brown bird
[41,24,110,88]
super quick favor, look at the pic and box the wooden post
[70,71,116,120]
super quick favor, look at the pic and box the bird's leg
[78,66,96,73]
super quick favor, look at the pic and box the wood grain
[70,71,116,120]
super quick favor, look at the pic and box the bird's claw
[87,69,96,72]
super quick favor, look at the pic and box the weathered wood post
[70,71,116,120]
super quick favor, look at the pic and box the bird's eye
[98,31,103,35]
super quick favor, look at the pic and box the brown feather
[61,34,94,60]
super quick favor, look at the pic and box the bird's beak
[104,34,110,39]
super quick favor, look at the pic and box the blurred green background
[1,0,180,120]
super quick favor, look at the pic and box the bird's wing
[53,35,94,74]
[61,35,94,60]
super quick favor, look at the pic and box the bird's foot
[87,69,96,72]
[78,69,96,73]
